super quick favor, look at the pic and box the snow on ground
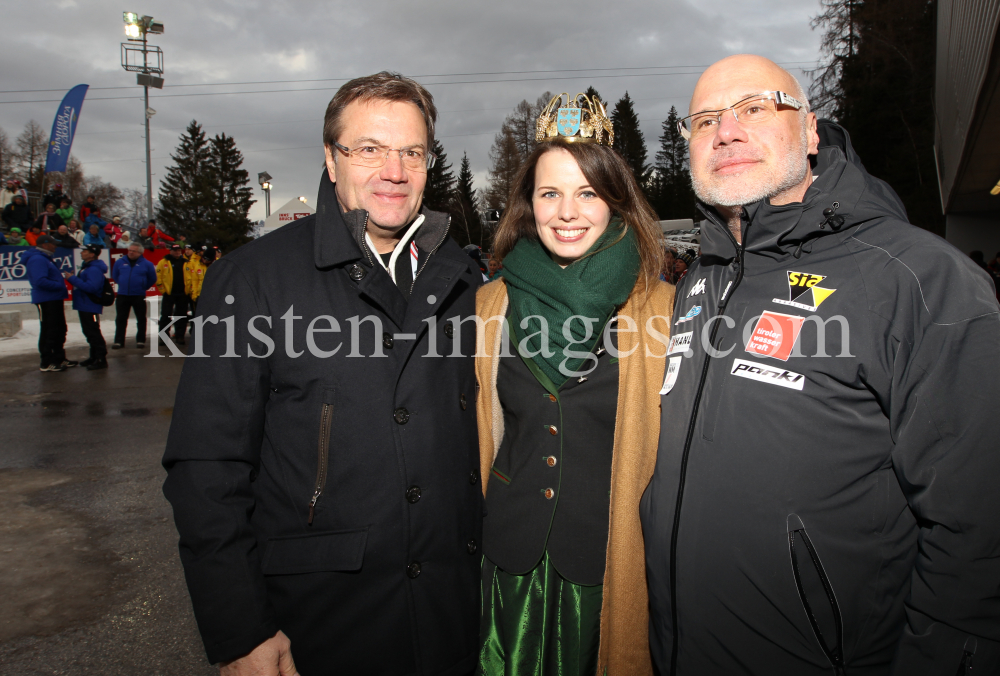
[0,318,95,357]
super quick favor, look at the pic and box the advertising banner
[44,84,89,175]
[0,246,130,305]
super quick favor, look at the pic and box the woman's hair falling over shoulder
[491,137,664,286]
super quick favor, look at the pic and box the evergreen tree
[157,121,214,242]
[158,122,255,251]
[206,133,255,251]
[584,86,604,105]
[454,152,484,248]
[652,106,697,219]
[423,139,456,213]
[610,92,650,193]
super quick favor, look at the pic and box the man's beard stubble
[691,123,811,210]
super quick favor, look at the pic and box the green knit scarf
[501,219,640,387]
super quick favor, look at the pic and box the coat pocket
[787,514,846,674]
[308,388,336,525]
[261,527,368,575]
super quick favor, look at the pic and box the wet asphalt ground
[0,342,216,675]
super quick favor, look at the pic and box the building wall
[935,0,1000,208]
[946,213,1000,257]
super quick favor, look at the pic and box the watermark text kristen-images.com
[147,295,854,378]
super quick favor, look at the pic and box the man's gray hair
[128,241,143,250]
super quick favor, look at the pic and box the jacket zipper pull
[307,489,321,525]
[955,637,977,676]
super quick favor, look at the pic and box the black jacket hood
[699,120,909,263]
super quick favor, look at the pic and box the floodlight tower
[258,172,273,217]
[121,12,164,223]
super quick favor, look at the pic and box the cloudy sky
[1,0,823,222]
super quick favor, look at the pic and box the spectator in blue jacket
[65,244,109,370]
[111,241,156,349]
[83,223,109,248]
[23,235,75,372]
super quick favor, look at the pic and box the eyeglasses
[331,141,437,172]
[678,91,805,141]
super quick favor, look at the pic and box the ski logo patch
[731,358,805,390]
[773,271,836,312]
[660,355,682,395]
[745,311,805,361]
[675,306,702,325]
[686,278,706,298]
[667,331,693,355]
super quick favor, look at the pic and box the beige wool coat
[475,277,675,676]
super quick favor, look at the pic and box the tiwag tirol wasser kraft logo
[773,271,836,312]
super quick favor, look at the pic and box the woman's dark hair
[492,138,663,285]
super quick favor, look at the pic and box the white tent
[259,198,315,237]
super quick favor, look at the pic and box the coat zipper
[308,402,335,525]
[668,210,749,676]
[410,215,450,295]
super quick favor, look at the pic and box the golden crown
[536,93,614,146]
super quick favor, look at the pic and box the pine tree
[157,121,214,243]
[611,92,650,192]
[423,138,456,213]
[206,133,255,251]
[652,106,697,219]
[584,87,605,107]
[454,152,484,248]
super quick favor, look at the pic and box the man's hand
[219,631,298,676]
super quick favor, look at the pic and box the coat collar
[312,169,452,270]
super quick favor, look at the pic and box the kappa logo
[730,358,805,390]
[773,271,836,312]
[686,278,706,298]
[675,306,702,325]
[745,310,805,361]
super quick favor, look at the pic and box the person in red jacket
[143,219,174,249]
[79,195,98,222]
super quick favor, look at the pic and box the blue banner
[44,84,89,174]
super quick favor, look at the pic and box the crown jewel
[536,93,614,146]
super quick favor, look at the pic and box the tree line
[0,120,133,222]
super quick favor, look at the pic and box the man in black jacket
[163,72,483,676]
[641,55,1000,676]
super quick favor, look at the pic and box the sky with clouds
[0,0,824,222]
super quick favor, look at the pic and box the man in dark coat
[641,55,1000,676]
[163,72,483,676]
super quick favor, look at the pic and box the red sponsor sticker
[745,310,805,361]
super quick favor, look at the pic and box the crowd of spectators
[0,180,188,252]
[0,179,223,373]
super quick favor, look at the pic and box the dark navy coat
[68,258,108,314]
[163,171,483,675]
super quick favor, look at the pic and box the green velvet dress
[478,554,603,676]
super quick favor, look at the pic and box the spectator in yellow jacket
[155,244,189,343]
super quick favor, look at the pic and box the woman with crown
[474,93,675,676]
